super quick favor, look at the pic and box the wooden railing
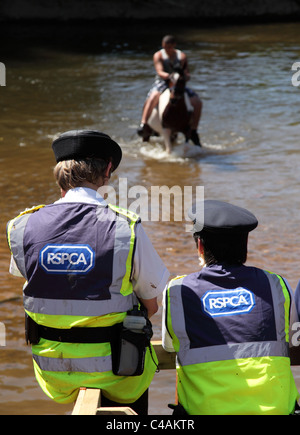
[72,340,174,415]
[72,340,300,415]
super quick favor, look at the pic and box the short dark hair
[194,230,248,266]
[162,35,176,45]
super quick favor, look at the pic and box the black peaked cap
[188,200,258,234]
[52,130,122,171]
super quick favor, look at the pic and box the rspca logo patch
[201,288,255,317]
[40,244,95,274]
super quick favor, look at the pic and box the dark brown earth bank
[1,0,300,21]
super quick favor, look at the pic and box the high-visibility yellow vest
[7,202,157,404]
[165,265,299,415]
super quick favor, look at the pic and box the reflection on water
[1,20,300,414]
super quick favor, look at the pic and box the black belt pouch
[111,327,148,376]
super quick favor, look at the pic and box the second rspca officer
[7,130,169,414]
[162,200,299,415]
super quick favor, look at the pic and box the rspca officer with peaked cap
[162,199,299,415]
[7,130,169,414]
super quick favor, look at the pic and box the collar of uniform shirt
[54,187,107,206]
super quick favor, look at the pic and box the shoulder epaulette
[108,204,141,223]
[16,204,46,218]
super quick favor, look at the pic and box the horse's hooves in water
[190,130,202,147]
[137,123,153,142]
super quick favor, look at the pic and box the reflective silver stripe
[177,341,290,366]
[167,277,190,351]
[32,353,112,373]
[109,213,133,296]
[8,214,31,280]
[263,271,288,342]
[24,293,135,316]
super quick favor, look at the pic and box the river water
[1,20,300,415]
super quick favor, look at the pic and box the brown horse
[144,72,201,154]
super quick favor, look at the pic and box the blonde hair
[53,158,109,191]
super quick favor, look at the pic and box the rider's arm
[153,51,170,81]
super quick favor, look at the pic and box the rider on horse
[137,35,202,145]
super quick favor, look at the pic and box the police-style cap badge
[188,199,258,234]
[52,130,122,171]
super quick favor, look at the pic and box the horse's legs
[189,96,202,130]
[161,128,172,154]
[187,95,203,146]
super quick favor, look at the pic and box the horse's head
[161,66,192,135]
[169,68,186,101]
